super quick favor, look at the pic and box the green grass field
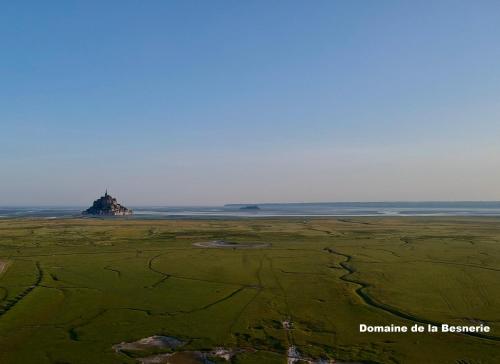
[0,217,499,363]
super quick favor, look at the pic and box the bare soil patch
[113,335,185,354]
[138,348,246,364]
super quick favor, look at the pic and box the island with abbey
[82,190,133,216]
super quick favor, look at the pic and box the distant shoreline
[2,201,500,219]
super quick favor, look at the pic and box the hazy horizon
[2,1,500,205]
[4,200,500,209]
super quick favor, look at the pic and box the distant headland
[83,190,132,216]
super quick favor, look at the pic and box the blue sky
[1,1,500,205]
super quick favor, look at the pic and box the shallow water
[2,202,500,218]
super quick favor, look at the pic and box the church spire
[105,189,108,197]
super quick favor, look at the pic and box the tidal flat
[0,217,499,363]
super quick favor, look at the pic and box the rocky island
[83,190,132,216]
[239,205,260,210]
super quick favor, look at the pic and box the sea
[2,202,500,219]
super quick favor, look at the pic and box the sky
[1,1,500,206]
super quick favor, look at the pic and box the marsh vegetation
[0,217,499,363]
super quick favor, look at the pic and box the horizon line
[2,200,500,208]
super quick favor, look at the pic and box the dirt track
[0,260,8,276]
